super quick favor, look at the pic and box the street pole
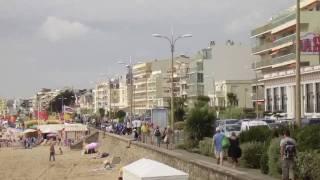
[295,0,301,127]
[109,79,112,120]
[152,31,192,145]
[255,61,259,120]
[170,41,175,132]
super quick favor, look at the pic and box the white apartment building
[251,0,320,118]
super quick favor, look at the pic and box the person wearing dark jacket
[228,132,241,167]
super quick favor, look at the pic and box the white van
[240,120,269,132]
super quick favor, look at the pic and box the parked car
[221,124,241,137]
[240,120,269,131]
[302,118,320,127]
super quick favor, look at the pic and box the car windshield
[225,125,241,131]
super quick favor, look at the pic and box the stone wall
[99,132,264,180]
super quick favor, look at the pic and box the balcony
[272,53,295,65]
[252,33,295,54]
[251,24,272,37]
[272,34,296,49]
[252,42,273,54]
[255,53,295,69]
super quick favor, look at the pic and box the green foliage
[167,97,187,122]
[174,121,185,130]
[98,108,105,119]
[267,138,281,178]
[48,90,76,113]
[296,125,320,152]
[220,107,243,119]
[116,110,126,122]
[239,126,272,144]
[185,103,215,147]
[260,150,269,174]
[295,151,320,180]
[240,142,264,169]
[80,108,93,115]
[199,137,214,156]
[227,93,238,107]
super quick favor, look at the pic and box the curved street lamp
[152,31,192,141]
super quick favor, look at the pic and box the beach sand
[0,146,120,180]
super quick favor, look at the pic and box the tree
[167,97,188,122]
[98,108,105,119]
[227,93,238,107]
[48,90,76,113]
[116,110,126,123]
[185,97,216,147]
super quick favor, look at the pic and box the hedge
[267,138,281,178]
[295,151,320,180]
[240,142,264,169]
[239,126,272,144]
[296,125,320,152]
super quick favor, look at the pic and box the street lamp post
[295,0,301,127]
[152,32,192,141]
[118,57,136,124]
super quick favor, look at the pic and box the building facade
[0,97,7,116]
[251,0,320,118]
[214,80,253,108]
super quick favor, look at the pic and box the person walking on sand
[49,142,55,161]
[213,127,225,165]
[228,132,241,168]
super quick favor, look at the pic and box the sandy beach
[0,146,120,180]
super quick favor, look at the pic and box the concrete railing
[98,132,269,180]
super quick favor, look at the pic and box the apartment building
[93,78,122,113]
[32,88,61,113]
[251,0,320,118]
[214,80,253,108]
[0,97,7,116]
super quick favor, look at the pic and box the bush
[260,150,269,174]
[239,126,272,144]
[240,142,264,169]
[185,103,215,147]
[295,151,320,180]
[199,137,214,156]
[268,138,281,178]
[296,125,320,152]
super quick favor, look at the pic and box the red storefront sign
[300,33,320,54]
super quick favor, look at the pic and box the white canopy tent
[123,158,188,180]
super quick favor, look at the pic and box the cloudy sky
[0,0,293,98]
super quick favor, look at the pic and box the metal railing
[272,53,296,64]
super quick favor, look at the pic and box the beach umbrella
[86,142,99,149]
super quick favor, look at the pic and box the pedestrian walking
[213,127,225,165]
[228,132,241,168]
[49,142,55,161]
[154,126,161,147]
[280,130,296,180]
[141,123,148,143]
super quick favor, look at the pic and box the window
[316,83,320,113]
[266,88,272,111]
[281,87,287,112]
[306,83,314,113]
[274,88,279,111]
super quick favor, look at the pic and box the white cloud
[39,16,91,42]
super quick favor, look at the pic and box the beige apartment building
[93,78,122,114]
[214,80,253,108]
[130,55,205,114]
[251,0,320,118]
[0,97,7,116]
